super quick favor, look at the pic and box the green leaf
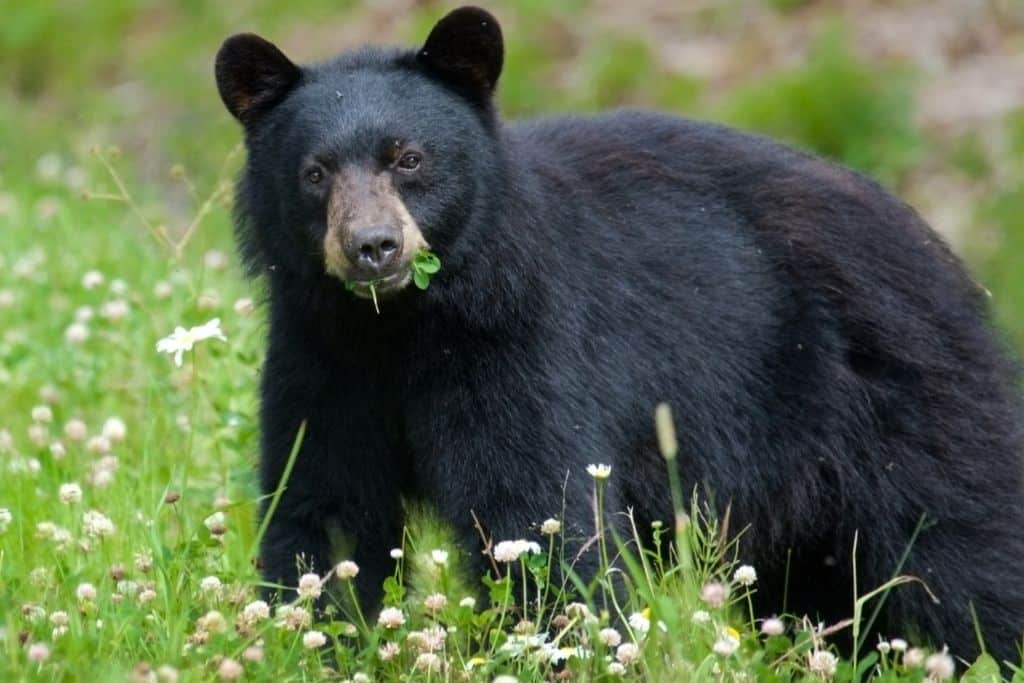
[963,654,1001,683]
[413,270,430,290]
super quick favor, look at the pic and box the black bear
[215,6,1024,661]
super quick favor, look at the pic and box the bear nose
[347,226,403,273]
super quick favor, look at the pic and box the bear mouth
[347,269,412,299]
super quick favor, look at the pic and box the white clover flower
[28,424,48,447]
[377,607,406,629]
[423,593,447,612]
[242,646,263,662]
[0,289,14,307]
[760,617,785,636]
[63,419,88,441]
[700,581,729,608]
[599,628,622,647]
[31,405,53,423]
[335,560,359,580]
[203,511,226,535]
[302,630,327,649]
[877,640,891,654]
[138,588,157,604]
[0,508,12,533]
[378,641,400,660]
[109,278,127,295]
[904,647,926,668]
[890,638,908,652]
[607,662,626,675]
[100,300,129,321]
[59,482,82,505]
[76,583,97,602]
[540,518,561,535]
[75,305,94,322]
[615,642,640,664]
[925,647,955,680]
[27,642,50,662]
[691,609,712,624]
[414,652,441,673]
[65,322,90,344]
[153,281,173,299]
[459,596,476,609]
[217,657,243,680]
[713,628,741,657]
[389,548,404,559]
[351,674,369,683]
[493,539,542,563]
[49,611,69,627]
[241,600,270,625]
[81,270,104,289]
[275,604,312,631]
[430,549,448,566]
[586,463,612,479]
[49,442,66,460]
[204,250,228,270]
[199,576,222,596]
[156,318,227,367]
[82,510,115,538]
[101,417,126,442]
[156,664,179,682]
[197,610,228,634]
[733,564,757,586]
[296,573,322,600]
[197,290,221,311]
[808,649,838,676]
[233,297,255,315]
[87,435,111,455]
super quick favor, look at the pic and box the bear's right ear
[215,33,301,126]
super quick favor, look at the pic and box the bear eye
[396,152,421,172]
[304,166,325,185]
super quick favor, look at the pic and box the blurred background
[1,0,1022,350]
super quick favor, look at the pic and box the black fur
[217,6,1024,662]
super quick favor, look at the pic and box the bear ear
[417,6,504,98]
[215,33,301,126]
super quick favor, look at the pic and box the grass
[1,1,1022,680]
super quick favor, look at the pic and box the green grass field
[1,1,1022,680]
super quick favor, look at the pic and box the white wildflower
[0,508,12,533]
[691,609,712,624]
[101,417,126,442]
[761,617,785,636]
[82,510,115,537]
[240,600,270,625]
[100,299,129,321]
[904,647,926,667]
[389,548,404,559]
[586,463,611,479]
[199,576,222,596]
[155,318,227,367]
[925,647,955,680]
[493,539,542,563]
[459,596,476,609]
[430,549,448,566]
[31,405,53,423]
[76,582,97,602]
[713,630,740,657]
[335,560,359,580]
[890,638,908,652]
[540,518,561,535]
[700,581,729,608]
[423,593,447,612]
[59,482,82,505]
[627,612,650,636]
[808,649,838,676]
[81,270,104,289]
[599,628,622,647]
[615,642,640,664]
[296,573,322,600]
[377,607,406,629]
[233,297,254,315]
[733,564,757,586]
[27,642,50,662]
[302,630,327,649]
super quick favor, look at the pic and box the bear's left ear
[417,6,504,98]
